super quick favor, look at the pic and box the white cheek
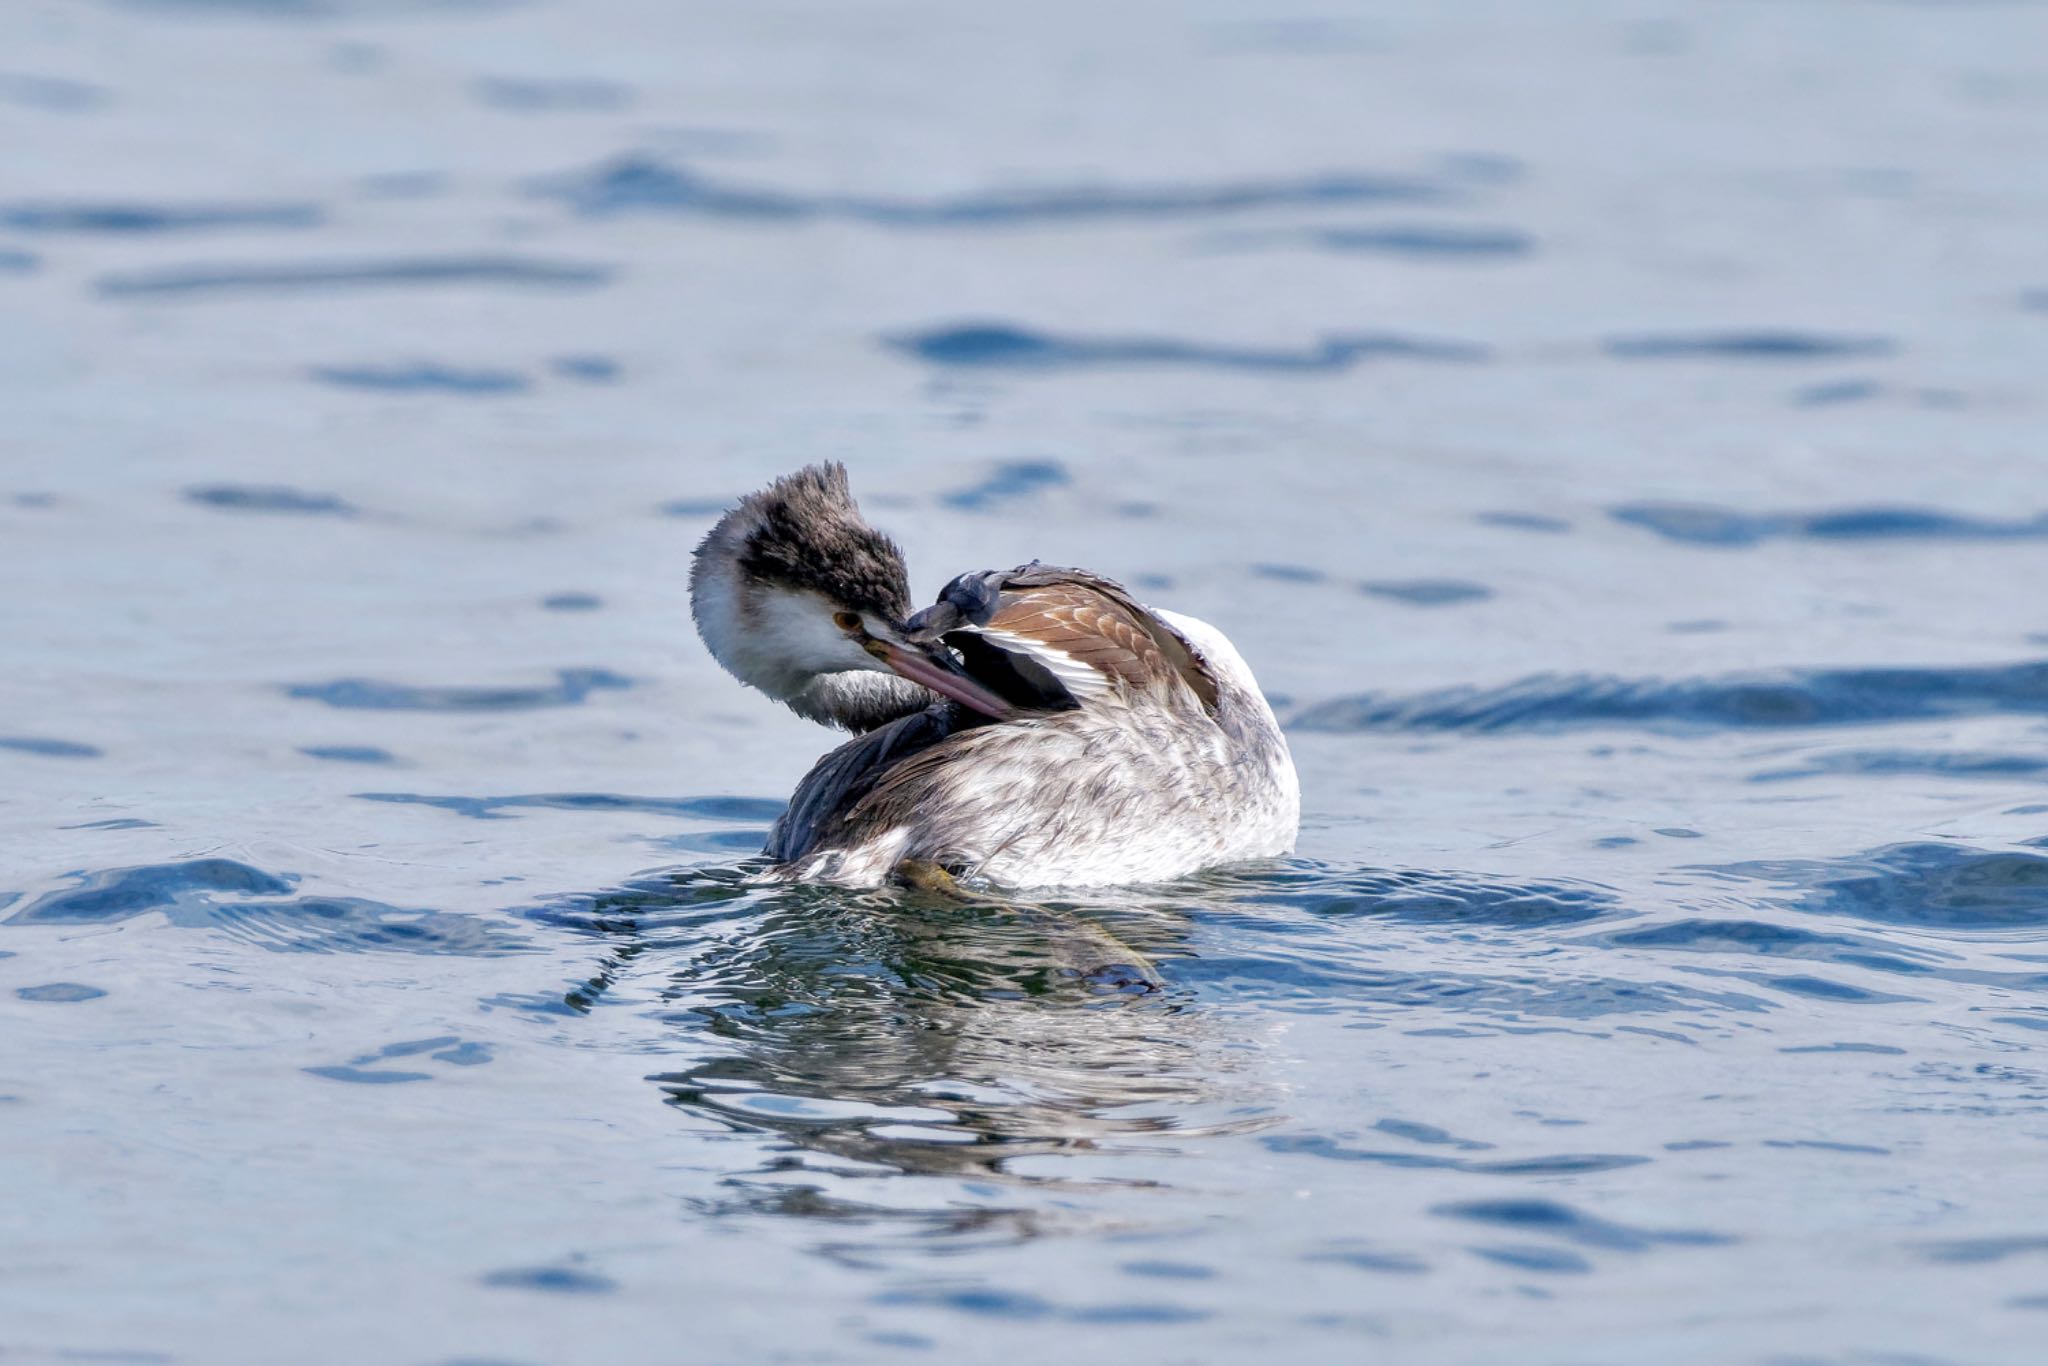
[753,591,879,675]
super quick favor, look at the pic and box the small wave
[940,459,1070,511]
[1603,331,1895,360]
[1359,578,1492,606]
[1289,658,2048,734]
[1214,223,1534,258]
[1192,861,1617,928]
[4,858,525,955]
[185,484,357,516]
[533,153,1450,226]
[96,255,615,299]
[1692,842,2048,933]
[299,745,397,764]
[0,736,101,758]
[550,355,620,383]
[1751,749,2048,784]
[1611,501,2048,546]
[0,72,108,112]
[0,200,320,233]
[0,248,38,273]
[1430,1197,1733,1250]
[285,668,632,710]
[311,362,531,394]
[888,322,1486,373]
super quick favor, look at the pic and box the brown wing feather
[981,568,1220,712]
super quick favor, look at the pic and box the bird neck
[785,671,937,732]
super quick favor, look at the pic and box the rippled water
[6,1,2048,1361]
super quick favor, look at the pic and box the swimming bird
[689,463,1298,888]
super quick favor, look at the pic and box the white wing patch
[971,626,1116,701]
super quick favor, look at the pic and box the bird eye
[833,611,861,633]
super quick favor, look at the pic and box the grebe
[690,463,1299,889]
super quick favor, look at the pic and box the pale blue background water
[5,1,2048,1362]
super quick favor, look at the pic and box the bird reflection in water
[535,866,1279,1247]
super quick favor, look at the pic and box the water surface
[5,1,2048,1362]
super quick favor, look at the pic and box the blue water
[5,1,2048,1362]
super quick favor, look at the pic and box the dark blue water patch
[0,72,110,112]
[1251,563,1326,584]
[310,362,530,395]
[534,153,1451,226]
[16,982,108,1003]
[472,76,632,112]
[11,491,58,506]
[550,354,620,383]
[286,668,632,710]
[300,745,397,764]
[1793,378,1885,406]
[1265,1133,1650,1176]
[1374,1118,1493,1150]
[1610,501,2048,547]
[1476,511,1571,533]
[1762,1138,1889,1155]
[364,1035,461,1059]
[1289,657,2048,734]
[0,737,101,758]
[1753,749,2048,785]
[1739,972,1914,1004]
[1221,224,1534,258]
[1587,918,1945,988]
[541,592,602,611]
[1470,1244,1592,1274]
[1,200,320,233]
[355,791,784,822]
[2022,289,2048,313]
[874,1285,1202,1325]
[185,484,357,516]
[1696,842,2048,933]
[1360,579,1492,606]
[939,459,1070,511]
[1432,1198,1733,1251]
[0,247,37,273]
[96,255,615,299]
[1604,331,1896,360]
[16,858,299,916]
[481,1266,618,1295]
[890,323,1487,373]
[304,1064,434,1084]
[1304,1247,1430,1275]
[877,1287,1052,1320]
[4,859,528,955]
[1917,1235,2048,1265]
[62,818,158,830]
